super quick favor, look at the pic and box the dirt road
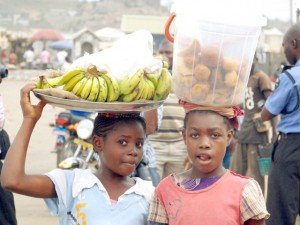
[2,77,62,225]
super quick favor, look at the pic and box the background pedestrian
[261,24,300,225]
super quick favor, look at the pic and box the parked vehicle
[58,116,99,172]
[55,111,99,172]
[51,111,76,166]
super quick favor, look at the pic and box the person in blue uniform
[261,24,300,225]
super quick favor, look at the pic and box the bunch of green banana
[35,75,52,89]
[35,68,86,89]
[63,72,85,91]
[145,73,159,89]
[100,72,120,102]
[118,70,157,102]
[119,69,144,95]
[34,64,119,102]
[35,59,172,103]
[69,65,108,102]
[153,68,172,100]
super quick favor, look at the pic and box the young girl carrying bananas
[1,83,154,225]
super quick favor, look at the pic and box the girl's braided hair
[93,113,146,138]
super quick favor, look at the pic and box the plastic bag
[70,29,162,81]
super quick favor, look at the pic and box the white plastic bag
[70,29,162,81]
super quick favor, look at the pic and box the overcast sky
[261,0,299,22]
[161,0,300,22]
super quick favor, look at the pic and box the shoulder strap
[283,71,296,83]
[282,71,299,114]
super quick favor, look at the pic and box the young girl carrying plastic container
[148,101,269,225]
[1,83,154,225]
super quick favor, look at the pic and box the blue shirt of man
[264,60,300,133]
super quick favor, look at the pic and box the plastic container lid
[171,0,267,27]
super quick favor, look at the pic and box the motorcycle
[52,111,76,166]
[57,112,99,172]
[51,110,98,170]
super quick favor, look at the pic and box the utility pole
[297,8,300,23]
[290,0,293,25]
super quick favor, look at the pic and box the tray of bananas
[33,91,164,112]
[33,64,171,112]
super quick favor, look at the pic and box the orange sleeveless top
[155,170,249,225]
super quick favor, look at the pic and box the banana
[87,77,100,102]
[36,75,61,89]
[45,76,64,88]
[97,76,108,102]
[101,72,120,102]
[144,78,155,100]
[118,95,125,101]
[134,78,147,100]
[162,60,169,69]
[35,77,42,89]
[120,89,140,102]
[63,73,85,91]
[153,68,172,100]
[72,77,88,96]
[119,69,144,95]
[80,77,93,100]
[58,68,85,86]
[145,73,158,89]
[35,76,51,89]
[140,80,150,100]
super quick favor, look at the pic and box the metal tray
[33,91,164,112]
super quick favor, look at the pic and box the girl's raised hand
[20,83,46,122]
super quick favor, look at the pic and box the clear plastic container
[165,13,263,106]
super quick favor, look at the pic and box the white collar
[72,169,154,202]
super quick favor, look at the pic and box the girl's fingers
[37,100,47,109]
[20,83,46,119]
[21,83,36,93]
[20,83,36,100]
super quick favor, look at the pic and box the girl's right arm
[1,83,57,198]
